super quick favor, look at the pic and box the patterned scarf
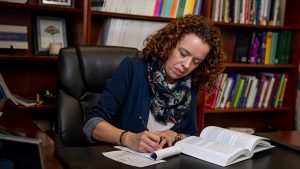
[147,57,192,124]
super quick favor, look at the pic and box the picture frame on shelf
[0,24,28,50]
[33,16,68,56]
[39,0,74,8]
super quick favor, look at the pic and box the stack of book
[233,30,293,65]
[205,72,288,109]
[212,0,286,26]
[91,0,203,18]
[101,18,167,50]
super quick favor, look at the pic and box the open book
[115,126,273,167]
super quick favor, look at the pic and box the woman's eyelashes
[178,48,202,65]
[192,58,202,65]
[179,50,188,57]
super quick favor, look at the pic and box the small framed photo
[33,16,68,56]
[39,0,74,8]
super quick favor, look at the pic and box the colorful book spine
[193,0,203,15]
[233,79,245,108]
[220,78,233,108]
[278,74,288,107]
[273,74,285,108]
[153,0,163,16]
[160,0,168,17]
[215,73,228,108]
[269,31,278,64]
[264,31,272,64]
[183,0,196,16]
[169,0,179,18]
[176,0,187,18]
[205,73,223,108]
[164,0,173,17]
[246,78,258,108]
[268,73,280,107]
[226,73,239,108]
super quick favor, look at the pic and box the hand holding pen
[139,116,168,150]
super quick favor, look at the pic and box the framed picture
[33,16,68,55]
[39,0,74,8]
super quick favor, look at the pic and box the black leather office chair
[56,46,139,146]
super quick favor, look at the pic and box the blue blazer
[85,57,198,136]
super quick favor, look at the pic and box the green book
[278,31,288,64]
[284,31,293,64]
[269,32,278,64]
[176,0,186,18]
[274,74,285,108]
[233,79,245,108]
[216,78,229,108]
[274,31,282,64]
[229,75,241,108]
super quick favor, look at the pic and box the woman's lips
[173,67,184,76]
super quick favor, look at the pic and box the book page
[102,150,165,167]
[175,136,250,166]
[200,126,272,153]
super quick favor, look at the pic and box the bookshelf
[1,0,299,132]
[0,0,86,126]
[87,0,300,132]
[197,0,300,132]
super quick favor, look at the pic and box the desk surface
[0,100,63,169]
[263,130,300,147]
[1,99,300,169]
[55,145,300,169]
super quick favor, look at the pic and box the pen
[139,116,149,131]
[139,116,167,148]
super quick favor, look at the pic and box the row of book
[205,72,288,109]
[101,18,166,50]
[91,0,203,18]
[212,0,286,26]
[0,73,36,107]
[233,30,293,64]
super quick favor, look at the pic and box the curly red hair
[142,15,226,93]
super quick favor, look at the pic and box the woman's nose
[182,59,192,69]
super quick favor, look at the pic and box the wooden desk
[1,99,300,169]
[262,130,300,147]
[55,144,300,169]
[0,100,63,169]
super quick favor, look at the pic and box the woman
[83,15,226,153]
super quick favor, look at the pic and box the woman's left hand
[154,130,178,148]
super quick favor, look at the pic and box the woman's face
[164,33,210,84]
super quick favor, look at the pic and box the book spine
[176,0,187,18]
[273,74,285,107]
[233,79,245,108]
[169,0,179,18]
[153,0,163,16]
[278,75,288,107]
[264,31,272,64]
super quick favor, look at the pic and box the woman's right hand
[122,131,162,153]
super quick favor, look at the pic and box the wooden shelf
[0,1,82,13]
[214,21,300,30]
[90,11,300,30]
[91,11,171,22]
[225,63,297,69]
[0,54,58,62]
[204,107,291,114]
[17,103,56,111]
